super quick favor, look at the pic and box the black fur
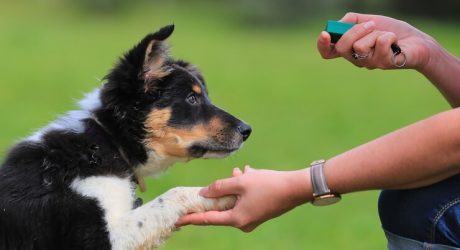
[0,123,119,249]
[0,25,251,249]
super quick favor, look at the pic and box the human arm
[176,108,460,231]
[317,13,460,107]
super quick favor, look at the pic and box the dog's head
[98,25,251,172]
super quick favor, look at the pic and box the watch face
[312,194,341,206]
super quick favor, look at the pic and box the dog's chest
[70,176,136,225]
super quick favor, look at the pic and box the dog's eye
[186,93,198,105]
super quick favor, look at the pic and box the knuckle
[376,38,386,47]
[201,214,210,225]
[343,12,356,19]
[353,43,367,53]
[377,34,390,46]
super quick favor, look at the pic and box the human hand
[175,166,312,232]
[317,12,437,71]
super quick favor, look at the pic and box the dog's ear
[141,25,174,80]
[102,25,175,109]
[109,25,174,85]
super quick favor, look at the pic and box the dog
[0,25,251,250]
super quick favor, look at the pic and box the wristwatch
[310,159,341,206]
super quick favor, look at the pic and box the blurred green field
[0,1,458,249]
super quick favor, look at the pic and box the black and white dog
[0,25,251,249]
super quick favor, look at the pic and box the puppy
[0,25,251,250]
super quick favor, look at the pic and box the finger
[244,165,255,173]
[175,210,235,227]
[317,31,339,59]
[352,31,385,54]
[340,12,374,24]
[232,167,243,177]
[200,177,243,198]
[335,21,375,56]
[373,32,398,68]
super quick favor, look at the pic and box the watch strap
[310,160,331,197]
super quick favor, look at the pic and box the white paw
[162,187,236,214]
[201,194,236,212]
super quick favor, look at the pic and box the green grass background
[0,1,458,249]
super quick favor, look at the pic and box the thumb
[317,31,338,59]
[200,177,243,198]
[175,210,235,227]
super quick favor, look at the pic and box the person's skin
[176,12,460,232]
[318,12,460,107]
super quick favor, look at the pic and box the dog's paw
[199,193,236,212]
[161,187,236,215]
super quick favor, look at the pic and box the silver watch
[310,159,341,206]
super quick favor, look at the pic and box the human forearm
[419,42,460,107]
[324,108,460,195]
[176,110,460,229]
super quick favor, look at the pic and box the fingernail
[363,21,375,30]
[244,165,252,173]
[199,187,208,196]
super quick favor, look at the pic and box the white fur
[70,176,135,227]
[26,88,102,143]
[202,151,233,159]
[70,176,236,249]
[27,110,91,142]
[79,88,102,111]
[135,150,184,177]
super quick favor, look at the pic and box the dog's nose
[237,122,252,141]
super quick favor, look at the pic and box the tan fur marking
[144,109,226,159]
[192,84,202,94]
[135,173,147,193]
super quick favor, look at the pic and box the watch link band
[310,159,341,206]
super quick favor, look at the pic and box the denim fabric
[379,174,460,248]
[385,229,460,250]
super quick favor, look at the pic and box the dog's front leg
[109,187,236,250]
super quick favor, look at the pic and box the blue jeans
[379,173,460,249]
[385,230,459,250]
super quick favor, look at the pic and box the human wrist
[286,169,313,205]
[417,37,450,76]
